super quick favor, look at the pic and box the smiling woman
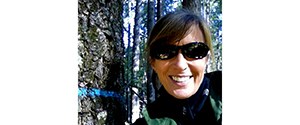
[133,9,222,125]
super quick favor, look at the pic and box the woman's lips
[169,75,193,86]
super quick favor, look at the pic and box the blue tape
[78,87,122,99]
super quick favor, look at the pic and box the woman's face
[151,26,208,99]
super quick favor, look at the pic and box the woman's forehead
[162,25,204,45]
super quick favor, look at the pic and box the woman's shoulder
[205,70,222,81]
[205,70,222,96]
[205,70,222,123]
[132,118,147,125]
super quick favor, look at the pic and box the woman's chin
[172,89,193,99]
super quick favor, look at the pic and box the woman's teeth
[171,76,191,82]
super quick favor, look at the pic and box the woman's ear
[150,60,156,71]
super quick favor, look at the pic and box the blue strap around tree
[78,87,122,99]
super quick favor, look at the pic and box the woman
[133,9,222,125]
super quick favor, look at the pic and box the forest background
[78,0,222,124]
[1,0,300,125]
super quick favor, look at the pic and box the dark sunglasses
[151,42,209,60]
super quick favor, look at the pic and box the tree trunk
[132,0,141,85]
[128,0,142,122]
[157,0,161,19]
[78,0,125,124]
[182,0,202,16]
[125,23,132,123]
[146,0,156,104]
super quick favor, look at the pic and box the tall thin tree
[182,0,202,15]
[146,0,156,104]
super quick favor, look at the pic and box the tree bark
[146,0,156,104]
[78,0,125,124]
[132,0,141,84]
[182,0,202,16]
[157,0,161,19]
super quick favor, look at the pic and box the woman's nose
[173,51,188,71]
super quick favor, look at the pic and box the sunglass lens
[154,46,177,60]
[183,42,209,59]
